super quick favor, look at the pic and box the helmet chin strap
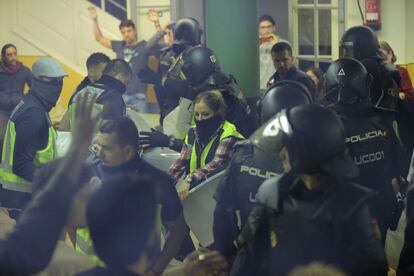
[276,169,299,214]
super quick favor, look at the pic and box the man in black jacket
[138,17,203,125]
[59,52,110,131]
[0,93,99,275]
[77,174,158,276]
[231,105,387,276]
[213,80,312,258]
[0,57,67,212]
[67,59,131,130]
[266,41,316,99]
[325,58,406,241]
[92,117,186,275]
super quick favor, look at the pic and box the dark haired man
[59,52,110,131]
[78,52,110,92]
[67,59,131,130]
[85,117,186,276]
[0,44,33,99]
[77,174,158,276]
[267,41,316,98]
[88,6,156,112]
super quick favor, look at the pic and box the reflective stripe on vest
[185,120,244,174]
[76,227,103,266]
[69,86,105,130]
[0,104,57,193]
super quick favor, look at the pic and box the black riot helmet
[257,80,313,124]
[179,46,220,86]
[172,18,202,54]
[324,58,372,107]
[250,104,357,177]
[339,25,382,61]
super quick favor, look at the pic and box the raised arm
[88,6,112,49]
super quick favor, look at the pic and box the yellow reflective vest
[0,102,57,193]
[184,120,244,174]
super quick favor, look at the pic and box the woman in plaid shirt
[168,91,245,200]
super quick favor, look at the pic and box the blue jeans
[123,94,150,113]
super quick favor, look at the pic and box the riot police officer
[340,24,413,189]
[325,58,406,240]
[139,46,258,148]
[212,80,312,257]
[231,105,387,276]
[138,17,202,125]
[339,25,400,112]
[166,46,257,138]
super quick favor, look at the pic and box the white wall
[0,0,171,74]
[346,0,413,64]
[0,1,45,55]
[137,0,171,41]
[0,0,121,74]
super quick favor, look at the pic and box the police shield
[181,171,225,246]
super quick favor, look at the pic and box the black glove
[139,128,170,148]
[138,68,161,85]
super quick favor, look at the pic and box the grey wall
[171,0,205,42]
[259,0,289,40]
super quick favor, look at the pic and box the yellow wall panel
[406,63,414,83]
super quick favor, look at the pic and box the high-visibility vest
[68,85,105,131]
[0,101,57,193]
[184,120,244,174]
[76,227,103,266]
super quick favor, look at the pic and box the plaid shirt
[168,135,240,187]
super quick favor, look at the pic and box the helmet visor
[339,42,354,59]
[249,110,291,154]
[325,86,359,105]
[167,52,186,80]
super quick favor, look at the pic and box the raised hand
[88,6,98,20]
[70,92,101,160]
[148,9,160,23]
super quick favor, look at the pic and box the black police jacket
[155,47,179,123]
[68,75,126,121]
[266,66,316,100]
[213,140,283,257]
[231,176,388,276]
[334,107,404,220]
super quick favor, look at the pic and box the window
[134,0,172,40]
[291,0,345,72]
[88,0,127,21]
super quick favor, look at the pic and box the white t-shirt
[260,42,276,90]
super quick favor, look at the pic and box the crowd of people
[0,6,414,276]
